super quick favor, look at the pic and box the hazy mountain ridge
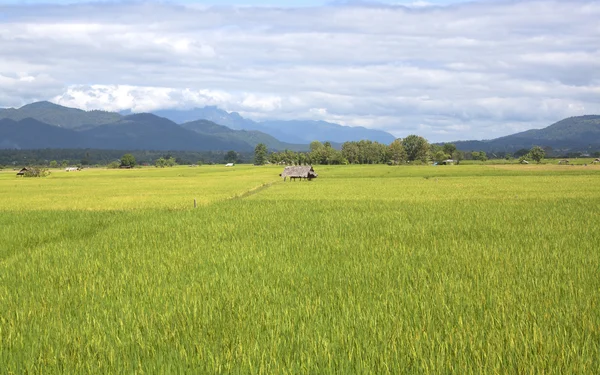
[153,106,397,144]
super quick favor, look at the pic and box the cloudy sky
[1,0,598,141]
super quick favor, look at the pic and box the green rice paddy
[1,164,599,373]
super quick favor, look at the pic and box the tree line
[254,135,463,165]
[1,139,595,169]
[253,136,565,166]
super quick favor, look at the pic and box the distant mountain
[181,119,308,151]
[258,120,396,144]
[83,114,252,151]
[0,115,252,151]
[154,107,253,130]
[0,118,85,149]
[152,106,397,144]
[0,101,121,130]
[3,101,598,154]
[451,115,600,153]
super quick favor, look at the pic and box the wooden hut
[16,167,28,176]
[280,166,318,181]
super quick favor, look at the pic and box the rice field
[1,164,599,373]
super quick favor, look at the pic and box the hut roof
[280,165,318,178]
[16,167,28,176]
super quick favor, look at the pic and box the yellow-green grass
[0,165,280,211]
[1,165,599,373]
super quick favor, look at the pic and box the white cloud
[1,0,599,141]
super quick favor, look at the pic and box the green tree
[49,160,58,168]
[341,142,360,164]
[268,152,281,165]
[254,143,267,165]
[442,143,457,156]
[388,139,407,164]
[155,157,167,168]
[310,141,324,152]
[166,157,177,167]
[528,146,545,163]
[433,150,449,163]
[224,151,238,163]
[120,153,136,167]
[452,150,464,164]
[107,161,120,169]
[403,135,430,162]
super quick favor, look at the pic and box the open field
[1,165,599,373]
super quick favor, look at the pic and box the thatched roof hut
[280,166,318,181]
[16,167,28,176]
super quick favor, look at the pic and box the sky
[1,0,598,142]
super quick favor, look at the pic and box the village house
[16,167,28,176]
[280,166,318,181]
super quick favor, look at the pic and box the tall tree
[341,142,360,164]
[254,143,267,165]
[528,146,545,163]
[388,139,407,164]
[120,153,136,167]
[402,135,430,162]
[442,143,457,156]
[310,141,324,152]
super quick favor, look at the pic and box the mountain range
[0,102,391,151]
[1,101,599,153]
[151,107,396,144]
[449,115,600,154]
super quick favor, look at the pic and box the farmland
[1,164,599,373]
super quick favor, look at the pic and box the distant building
[280,166,318,181]
[16,167,28,176]
[225,163,235,167]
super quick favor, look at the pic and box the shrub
[23,167,51,177]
